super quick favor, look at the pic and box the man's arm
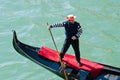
[50,22,65,28]
[48,21,65,30]
[76,25,83,38]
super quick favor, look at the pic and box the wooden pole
[47,23,68,80]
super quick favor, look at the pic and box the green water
[0,0,120,80]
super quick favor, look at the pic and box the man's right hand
[71,36,77,40]
[47,26,51,30]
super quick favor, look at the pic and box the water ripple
[0,61,26,68]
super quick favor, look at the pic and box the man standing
[48,14,83,66]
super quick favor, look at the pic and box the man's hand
[47,26,51,30]
[71,36,77,40]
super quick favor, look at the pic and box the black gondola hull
[12,31,120,80]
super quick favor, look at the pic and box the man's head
[66,14,76,24]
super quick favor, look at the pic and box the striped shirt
[50,21,82,39]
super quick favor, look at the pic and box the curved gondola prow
[12,30,24,55]
[12,31,65,79]
[12,30,26,58]
[12,30,38,58]
[12,30,20,53]
[12,30,18,43]
[12,30,33,58]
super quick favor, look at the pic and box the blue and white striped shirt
[50,21,82,39]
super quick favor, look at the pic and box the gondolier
[48,14,83,66]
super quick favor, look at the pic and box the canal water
[0,0,120,80]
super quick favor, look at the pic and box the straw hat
[66,14,76,20]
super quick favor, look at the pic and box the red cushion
[38,46,104,78]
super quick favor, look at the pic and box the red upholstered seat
[38,46,104,78]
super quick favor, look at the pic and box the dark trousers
[60,38,80,63]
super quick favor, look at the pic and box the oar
[46,23,68,80]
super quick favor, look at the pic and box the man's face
[69,20,75,24]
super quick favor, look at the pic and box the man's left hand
[71,36,77,40]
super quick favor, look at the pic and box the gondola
[12,30,120,80]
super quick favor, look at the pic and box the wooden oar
[47,23,68,80]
